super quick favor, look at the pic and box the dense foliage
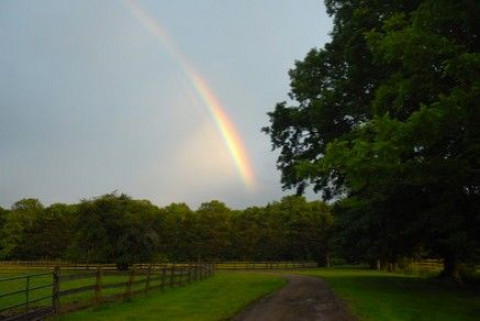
[0,194,332,267]
[264,0,480,279]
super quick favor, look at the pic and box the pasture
[2,265,479,321]
[0,263,214,319]
[297,267,480,321]
[50,268,480,321]
[48,271,286,321]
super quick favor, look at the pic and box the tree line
[0,194,332,268]
[263,0,480,280]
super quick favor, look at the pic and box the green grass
[0,267,152,314]
[296,267,480,321]
[0,268,53,314]
[49,271,286,321]
[6,266,479,321]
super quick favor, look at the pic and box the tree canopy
[0,194,333,267]
[264,0,480,279]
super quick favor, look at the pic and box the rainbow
[123,0,255,188]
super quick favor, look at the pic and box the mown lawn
[297,267,480,321]
[49,271,286,321]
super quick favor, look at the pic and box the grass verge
[296,267,480,321]
[49,271,285,321]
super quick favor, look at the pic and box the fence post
[187,264,192,284]
[170,265,175,287]
[94,266,102,305]
[124,269,135,300]
[180,267,188,285]
[52,266,60,314]
[161,266,166,290]
[145,265,152,293]
[25,275,30,312]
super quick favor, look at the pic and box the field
[0,263,214,318]
[297,267,480,321]
[2,266,480,321]
[49,271,286,321]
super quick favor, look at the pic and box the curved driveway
[233,275,357,321]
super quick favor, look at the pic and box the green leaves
[265,0,480,273]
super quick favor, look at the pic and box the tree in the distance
[0,199,44,260]
[68,193,159,269]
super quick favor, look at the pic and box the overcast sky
[0,0,332,210]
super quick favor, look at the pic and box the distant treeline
[0,194,332,267]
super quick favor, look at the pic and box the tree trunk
[369,258,381,270]
[317,254,329,267]
[439,254,461,283]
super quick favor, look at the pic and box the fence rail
[1,260,318,320]
[0,263,214,321]
[215,261,318,270]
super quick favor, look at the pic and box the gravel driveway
[233,275,357,321]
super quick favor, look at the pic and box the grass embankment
[50,271,285,321]
[298,267,480,321]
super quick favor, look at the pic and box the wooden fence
[215,261,317,270]
[0,264,214,321]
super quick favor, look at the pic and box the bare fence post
[180,266,188,285]
[161,266,166,290]
[170,265,175,288]
[124,269,135,300]
[188,263,193,283]
[94,266,102,305]
[25,275,30,312]
[52,266,60,314]
[145,265,152,293]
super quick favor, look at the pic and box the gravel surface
[233,275,357,321]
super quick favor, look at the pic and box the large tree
[68,193,159,268]
[195,200,232,260]
[264,0,480,278]
[0,199,44,260]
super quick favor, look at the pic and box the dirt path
[233,275,357,321]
